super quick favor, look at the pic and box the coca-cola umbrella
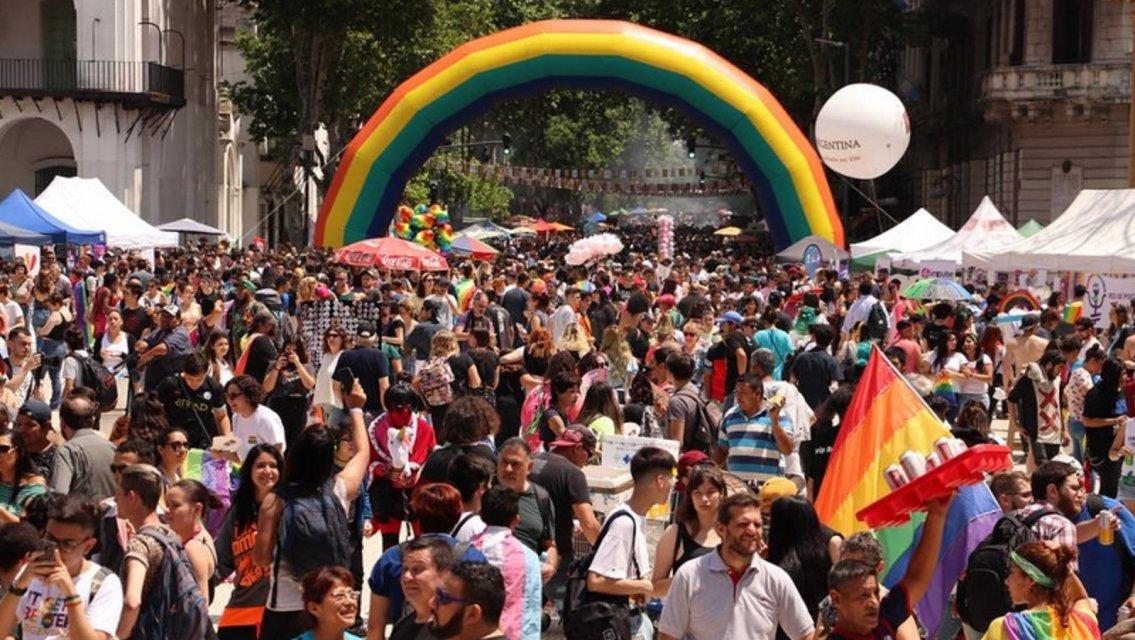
[336,237,448,271]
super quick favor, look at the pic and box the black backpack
[76,353,118,412]
[562,511,640,640]
[674,385,720,455]
[132,527,217,640]
[271,477,353,606]
[956,508,1056,632]
[863,302,889,343]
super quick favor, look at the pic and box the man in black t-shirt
[529,426,602,570]
[716,311,749,408]
[827,494,954,640]
[156,353,230,449]
[790,324,844,410]
[333,321,390,416]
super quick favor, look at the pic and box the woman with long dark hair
[766,496,841,624]
[922,331,965,422]
[216,443,284,639]
[622,371,664,439]
[252,382,369,639]
[957,333,993,409]
[576,381,623,442]
[203,330,234,386]
[263,335,316,446]
[1083,357,1128,497]
[986,542,1098,640]
[651,464,724,596]
[806,385,853,499]
[0,425,46,522]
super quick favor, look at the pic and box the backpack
[674,385,721,454]
[76,353,118,412]
[418,356,455,407]
[956,508,1057,632]
[863,302,889,342]
[132,527,217,640]
[562,511,640,640]
[272,478,353,600]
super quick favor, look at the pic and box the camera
[39,355,63,368]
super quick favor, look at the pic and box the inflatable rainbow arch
[316,20,843,250]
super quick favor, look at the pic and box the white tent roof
[891,196,1022,268]
[850,208,954,258]
[35,177,178,249]
[775,234,850,263]
[963,189,1135,273]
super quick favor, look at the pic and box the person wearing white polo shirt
[659,492,815,640]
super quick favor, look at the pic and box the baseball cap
[677,450,709,478]
[18,399,51,425]
[241,279,257,292]
[657,294,676,307]
[356,321,377,339]
[716,310,744,325]
[550,425,598,454]
[758,477,799,506]
[1020,313,1040,330]
[160,303,180,317]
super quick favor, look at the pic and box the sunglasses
[684,331,698,337]
[0,444,12,454]
[164,441,190,451]
[110,463,129,473]
[226,391,244,400]
[435,587,467,606]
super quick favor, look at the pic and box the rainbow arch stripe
[316,20,843,250]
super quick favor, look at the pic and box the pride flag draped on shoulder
[815,346,1002,636]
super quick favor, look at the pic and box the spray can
[1099,509,1116,546]
[900,451,928,479]
[884,464,910,491]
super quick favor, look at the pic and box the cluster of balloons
[393,203,454,253]
[657,215,674,259]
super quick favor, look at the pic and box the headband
[1010,551,1054,588]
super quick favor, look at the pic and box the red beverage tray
[857,444,1012,529]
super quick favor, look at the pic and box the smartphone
[38,539,57,560]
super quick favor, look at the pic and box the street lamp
[814,38,850,87]
[139,21,163,64]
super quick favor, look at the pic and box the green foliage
[228,0,903,215]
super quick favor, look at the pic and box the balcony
[0,59,185,109]
[982,62,1130,121]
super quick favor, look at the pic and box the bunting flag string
[424,158,754,196]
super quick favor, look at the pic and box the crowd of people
[0,232,1124,640]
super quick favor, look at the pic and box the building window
[1052,0,1093,64]
[1009,0,1025,66]
[34,166,76,196]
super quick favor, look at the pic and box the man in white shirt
[222,375,286,462]
[585,447,676,640]
[659,493,815,640]
[0,495,123,640]
[548,288,581,347]
[425,279,460,329]
[841,280,879,338]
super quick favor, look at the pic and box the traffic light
[502,133,512,156]
[686,136,696,159]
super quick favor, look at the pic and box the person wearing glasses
[314,326,350,427]
[154,427,190,488]
[429,561,507,640]
[0,494,124,640]
[222,375,286,463]
[295,566,362,640]
[0,424,46,523]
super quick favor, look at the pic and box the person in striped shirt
[713,373,794,486]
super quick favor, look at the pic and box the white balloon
[814,83,910,180]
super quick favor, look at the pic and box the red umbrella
[451,235,499,260]
[336,237,448,271]
[527,219,573,233]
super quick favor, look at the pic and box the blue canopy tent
[0,219,51,246]
[0,189,104,244]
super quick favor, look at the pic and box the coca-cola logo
[379,255,417,270]
[340,250,376,265]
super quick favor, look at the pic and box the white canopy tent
[963,189,1135,273]
[850,208,954,258]
[35,177,179,249]
[775,234,849,263]
[890,196,1021,269]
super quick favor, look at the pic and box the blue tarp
[0,188,104,244]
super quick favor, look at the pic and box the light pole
[139,21,163,64]
[815,37,852,235]
[91,18,100,59]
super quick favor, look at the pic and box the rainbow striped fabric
[815,347,1001,635]
[983,603,1100,640]
[455,278,478,313]
[1062,302,1083,324]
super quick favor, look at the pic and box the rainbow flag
[1063,301,1083,324]
[455,279,477,312]
[815,347,1001,635]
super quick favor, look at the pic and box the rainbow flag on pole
[815,347,1001,635]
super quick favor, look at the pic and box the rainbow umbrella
[902,278,972,302]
